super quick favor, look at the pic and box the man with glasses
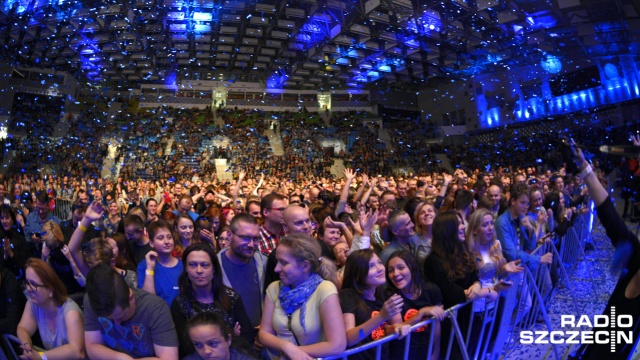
[24,191,61,256]
[217,213,266,337]
[172,194,199,221]
[257,193,286,255]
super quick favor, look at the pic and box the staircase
[181,154,201,172]
[53,115,71,138]
[213,109,225,128]
[264,129,284,156]
[215,158,233,181]
[377,127,395,151]
[330,159,346,179]
[321,110,331,126]
[435,153,454,173]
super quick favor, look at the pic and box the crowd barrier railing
[496,262,561,360]
[52,198,73,221]
[317,316,437,360]
[319,296,505,360]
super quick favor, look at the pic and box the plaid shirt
[258,225,285,255]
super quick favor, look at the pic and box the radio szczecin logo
[520,307,633,352]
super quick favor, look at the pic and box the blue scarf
[278,273,323,334]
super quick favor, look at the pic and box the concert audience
[0,103,633,360]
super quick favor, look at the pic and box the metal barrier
[2,334,45,360]
[558,226,603,300]
[320,297,502,360]
[318,317,437,360]
[497,263,561,360]
[52,199,72,221]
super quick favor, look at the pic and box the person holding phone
[466,209,523,311]
[17,258,85,360]
[40,220,85,294]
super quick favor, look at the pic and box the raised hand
[442,173,453,185]
[359,208,379,235]
[380,294,404,320]
[361,173,369,187]
[85,201,104,222]
[343,168,356,181]
[145,250,158,270]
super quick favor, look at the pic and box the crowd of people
[0,96,638,360]
[0,127,636,360]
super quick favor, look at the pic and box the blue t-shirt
[137,258,182,305]
[220,253,262,327]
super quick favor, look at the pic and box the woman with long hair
[138,220,182,305]
[102,200,121,237]
[203,206,224,238]
[411,201,437,270]
[466,209,522,314]
[110,232,136,271]
[40,220,84,293]
[424,211,489,307]
[0,204,30,281]
[340,249,409,360]
[16,258,85,359]
[171,243,253,358]
[423,211,496,359]
[259,233,346,360]
[174,213,199,258]
[386,250,445,360]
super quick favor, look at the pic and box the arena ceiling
[0,0,638,89]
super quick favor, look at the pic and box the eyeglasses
[22,281,46,292]
[230,230,261,244]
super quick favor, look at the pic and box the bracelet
[579,164,592,180]
[39,351,48,360]
[145,270,155,276]
[78,223,87,233]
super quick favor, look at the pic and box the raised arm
[339,168,356,204]
[70,201,105,276]
[252,172,264,196]
[359,177,377,207]
[352,174,368,203]
[573,141,609,206]
[232,171,245,203]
